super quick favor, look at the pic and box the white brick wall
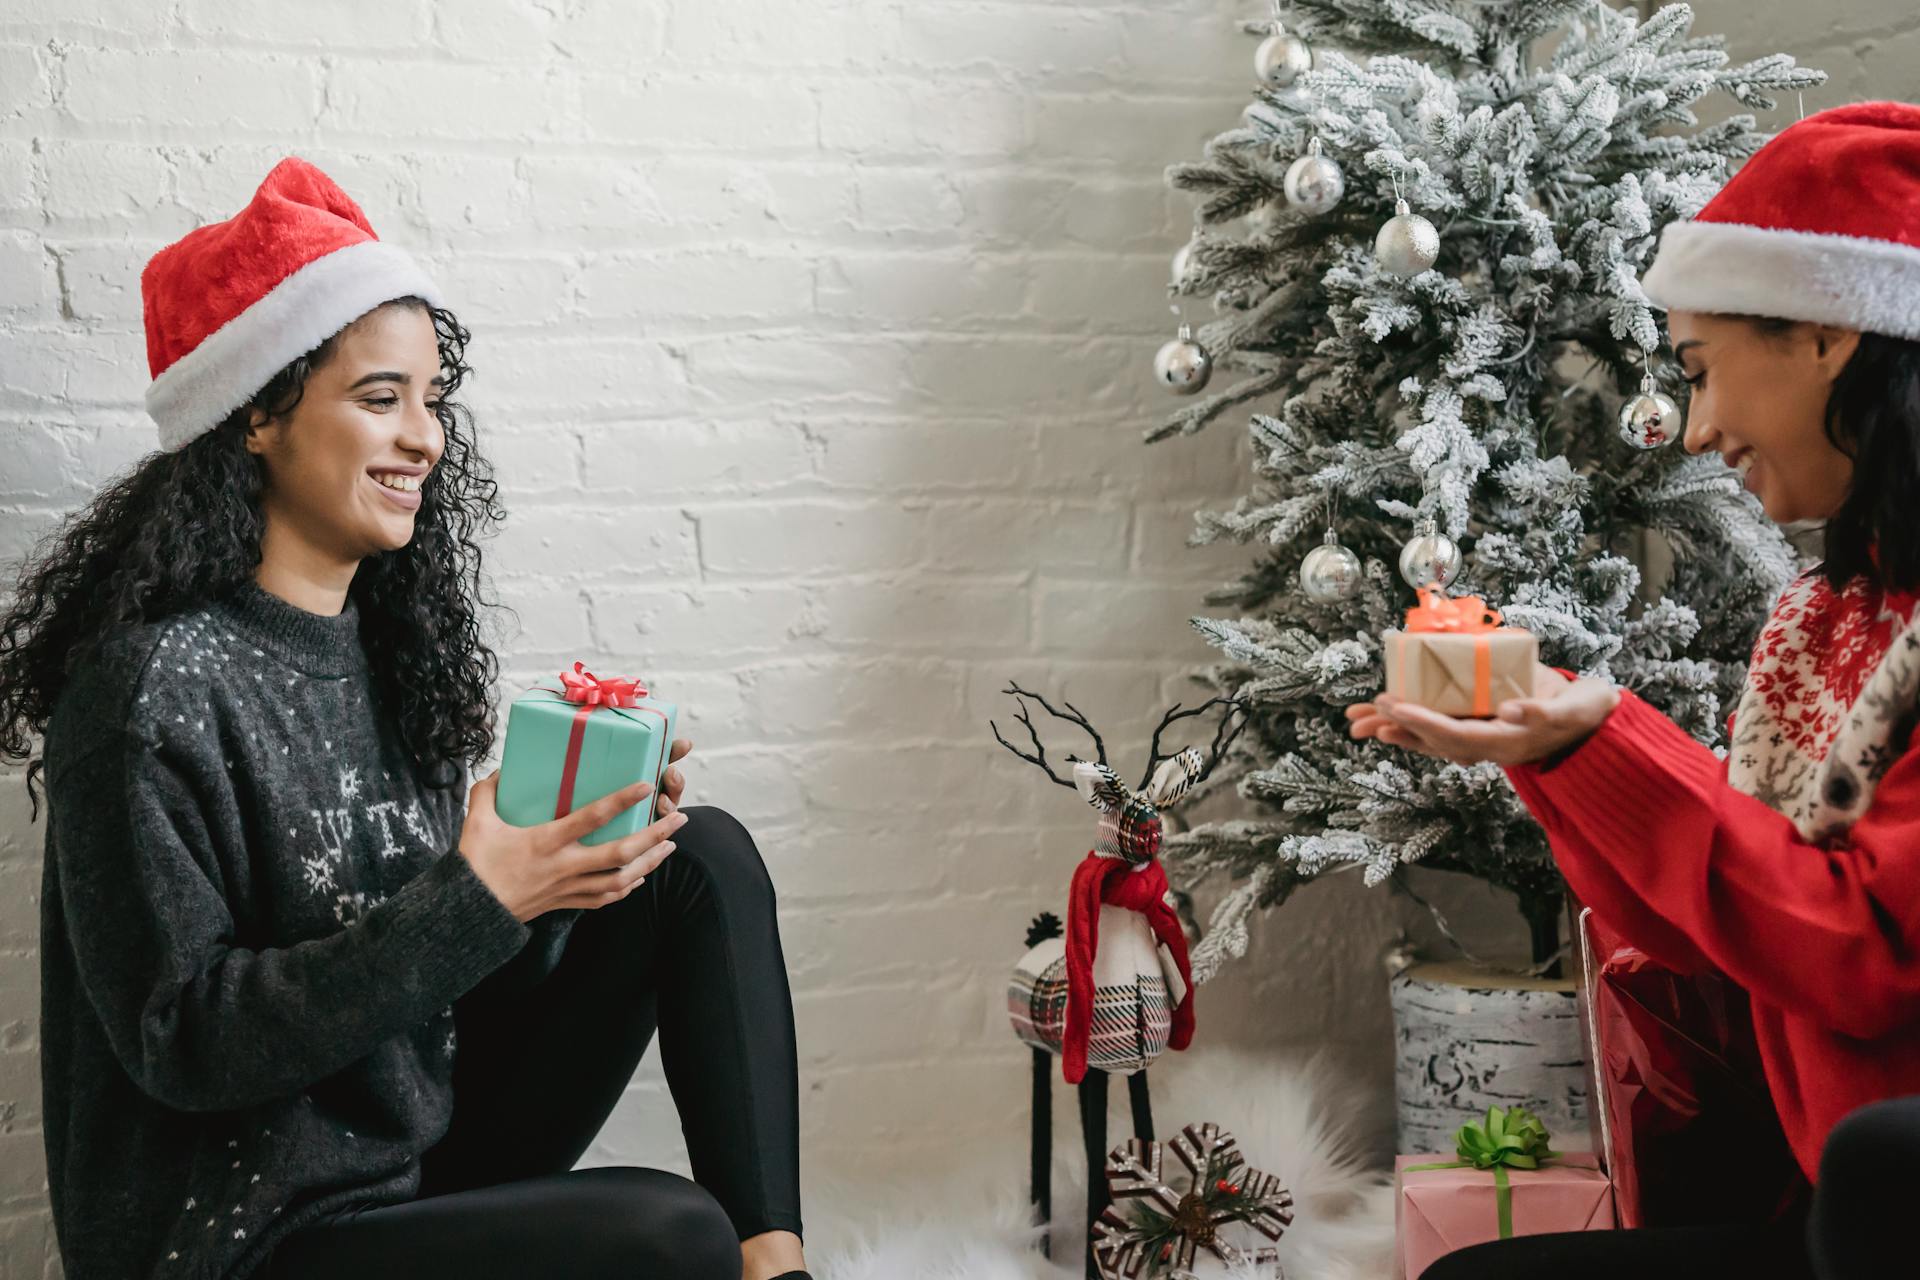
[0,1,1911,1272]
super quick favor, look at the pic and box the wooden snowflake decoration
[1091,1122,1294,1278]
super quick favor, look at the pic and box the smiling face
[243,301,446,573]
[1671,309,1863,524]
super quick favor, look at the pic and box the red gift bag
[1573,902,1809,1228]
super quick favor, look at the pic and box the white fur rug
[798,1049,1398,1280]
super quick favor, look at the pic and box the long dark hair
[0,297,508,817]
[1734,314,1920,591]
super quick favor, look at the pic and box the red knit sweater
[1506,683,1920,1182]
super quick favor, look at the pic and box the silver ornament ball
[1171,239,1195,285]
[1283,139,1344,215]
[1618,389,1682,450]
[1153,324,1212,396]
[1300,534,1363,603]
[1255,31,1313,88]
[1374,198,1440,278]
[1398,529,1462,590]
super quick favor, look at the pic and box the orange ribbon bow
[1404,586,1503,634]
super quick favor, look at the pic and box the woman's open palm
[1344,663,1621,766]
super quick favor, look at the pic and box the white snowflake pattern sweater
[38,580,569,1280]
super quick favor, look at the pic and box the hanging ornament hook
[1256,7,1313,89]
[1154,304,1210,395]
[1375,172,1439,278]
[1618,345,1683,449]
[1283,135,1343,214]
[1299,481,1361,603]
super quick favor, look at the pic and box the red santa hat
[141,156,445,451]
[1640,100,1920,342]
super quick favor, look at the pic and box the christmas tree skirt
[798,1048,1396,1280]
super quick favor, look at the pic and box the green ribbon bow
[1404,1106,1560,1239]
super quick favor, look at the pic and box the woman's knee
[1811,1094,1920,1275]
[572,1167,741,1278]
[676,804,776,900]
[1819,1094,1920,1185]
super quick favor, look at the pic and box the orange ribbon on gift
[1401,587,1503,715]
[1404,586,1503,634]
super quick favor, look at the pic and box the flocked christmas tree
[1153,0,1823,977]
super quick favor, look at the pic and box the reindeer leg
[1031,1045,1052,1257]
[1128,1068,1154,1143]
[1078,1068,1108,1280]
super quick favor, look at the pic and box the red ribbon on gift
[1400,588,1503,716]
[538,662,666,822]
[559,660,646,708]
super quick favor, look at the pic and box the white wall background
[0,0,1912,1274]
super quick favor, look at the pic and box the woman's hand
[457,771,688,922]
[1344,662,1621,766]
[655,738,692,817]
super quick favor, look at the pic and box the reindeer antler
[990,680,1108,790]
[1139,695,1251,794]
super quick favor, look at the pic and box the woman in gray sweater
[0,157,810,1280]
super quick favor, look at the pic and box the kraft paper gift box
[1395,1151,1613,1279]
[496,661,679,846]
[1383,588,1536,718]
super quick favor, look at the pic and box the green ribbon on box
[1404,1105,1561,1240]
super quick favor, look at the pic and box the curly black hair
[0,296,510,818]
[1728,314,1920,593]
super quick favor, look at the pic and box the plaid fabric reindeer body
[1010,748,1202,1083]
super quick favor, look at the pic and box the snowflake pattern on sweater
[1729,569,1920,844]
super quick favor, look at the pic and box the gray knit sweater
[39,581,578,1280]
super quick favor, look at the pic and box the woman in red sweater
[1349,102,1920,1279]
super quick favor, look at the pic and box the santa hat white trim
[1640,218,1920,343]
[145,240,445,452]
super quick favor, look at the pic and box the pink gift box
[1395,1153,1614,1279]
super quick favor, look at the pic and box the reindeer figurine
[992,682,1247,1277]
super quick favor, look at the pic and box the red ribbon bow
[1405,586,1503,634]
[557,660,646,708]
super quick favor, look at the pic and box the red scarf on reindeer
[1060,751,1201,1084]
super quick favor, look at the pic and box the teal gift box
[496,662,679,846]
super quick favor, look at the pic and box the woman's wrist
[1532,678,1619,768]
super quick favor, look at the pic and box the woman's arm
[1507,689,1920,1040]
[476,908,584,995]
[50,730,534,1112]
[1504,753,1716,975]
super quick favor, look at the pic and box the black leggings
[262,805,802,1279]
[1420,1094,1920,1280]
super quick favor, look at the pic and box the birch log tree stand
[1389,959,1590,1154]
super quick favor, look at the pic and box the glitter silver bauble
[1153,323,1212,396]
[1283,137,1344,215]
[1618,389,1682,449]
[1398,529,1462,590]
[1374,197,1440,278]
[1255,31,1313,88]
[1299,531,1363,603]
